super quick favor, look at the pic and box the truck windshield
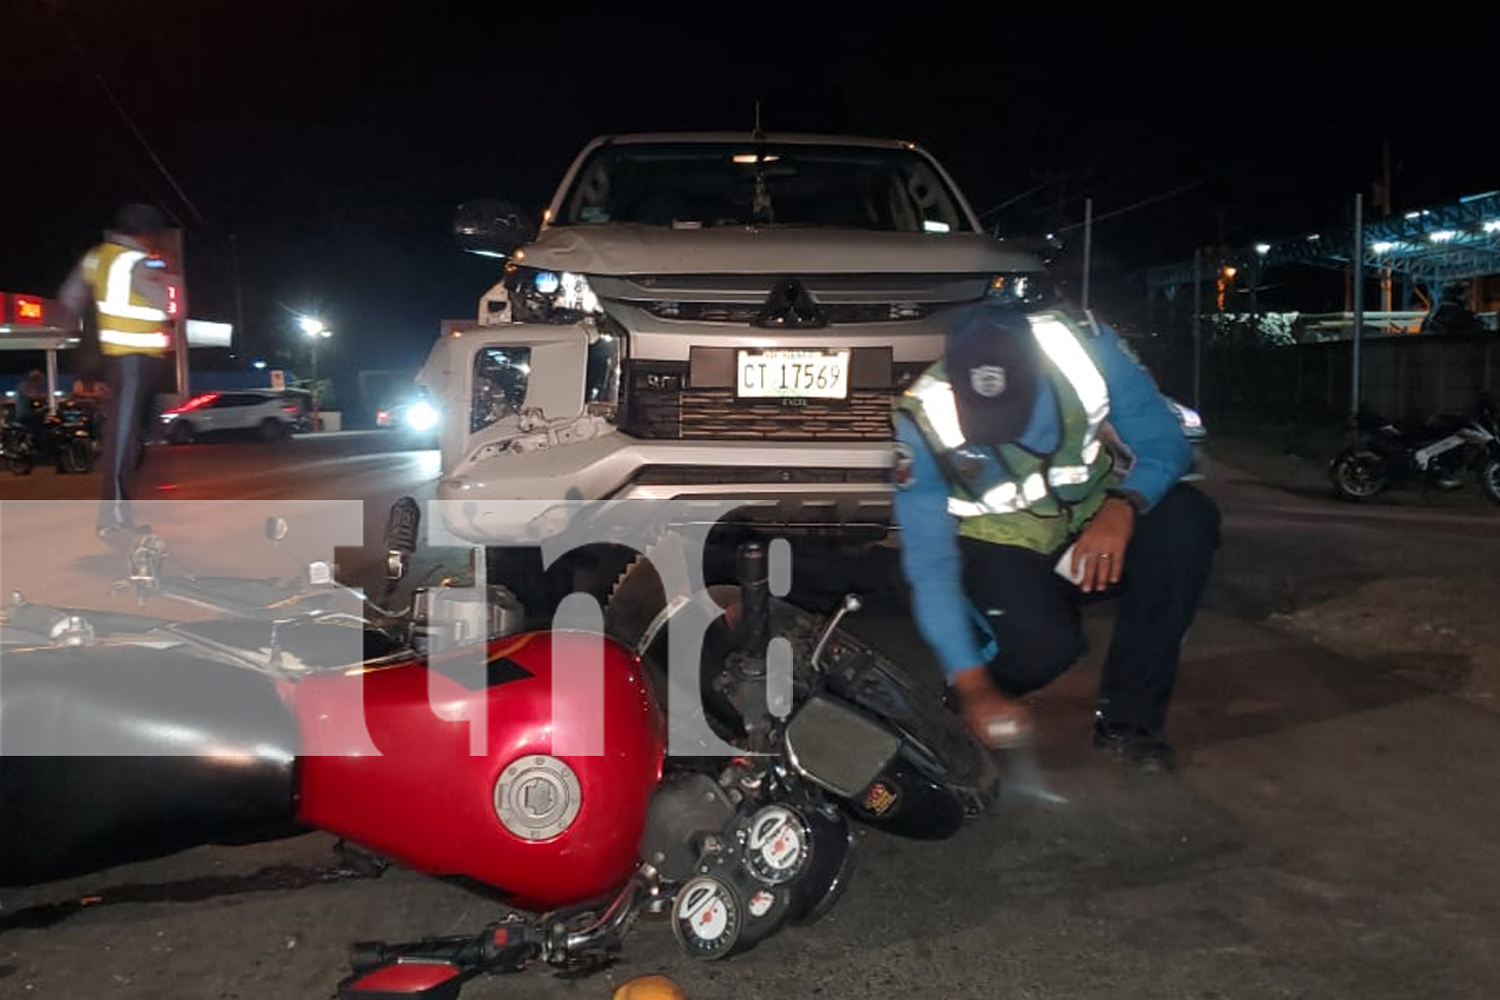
[554,141,974,234]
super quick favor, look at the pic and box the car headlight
[502,263,601,323]
[403,400,439,432]
[985,271,1052,310]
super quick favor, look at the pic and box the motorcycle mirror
[337,959,465,1000]
[265,516,290,542]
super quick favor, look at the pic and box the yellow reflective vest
[893,309,1116,553]
[77,240,176,356]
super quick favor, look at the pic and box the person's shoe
[1092,720,1176,773]
[97,522,153,546]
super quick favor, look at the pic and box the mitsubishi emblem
[754,278,828,329]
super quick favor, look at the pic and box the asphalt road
[3,433,1500,1000]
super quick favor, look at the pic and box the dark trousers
[97,353,169,531]
[960,483,1221,732]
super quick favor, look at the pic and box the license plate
[736,349,850,399]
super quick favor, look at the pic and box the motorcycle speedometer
[743,804,812,886]
[670,874,745,960]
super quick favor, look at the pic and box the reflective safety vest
[79,241,174,356]
[895,310,1115,553]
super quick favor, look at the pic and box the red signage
[14,294,43,325]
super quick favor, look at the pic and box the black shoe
[1092,720,1177,773]
[97,522,153,546]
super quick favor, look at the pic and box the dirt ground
[1204,430,1500,714]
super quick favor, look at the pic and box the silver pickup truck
[419,132,1049,560]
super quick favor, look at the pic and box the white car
[159,389,309,443]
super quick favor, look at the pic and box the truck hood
[521,226,1041,276]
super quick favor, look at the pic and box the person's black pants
[960,483,1222,733]
[97,353,169,531]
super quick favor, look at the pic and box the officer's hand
[952,667,1031,749]
[1069,496,1135,593]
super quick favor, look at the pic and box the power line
[1053,180,1203,233]
[45,0,206,227]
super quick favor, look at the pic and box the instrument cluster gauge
[744,804,811,885]
[670,874,745,959]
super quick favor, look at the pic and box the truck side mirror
[454,200,538,258]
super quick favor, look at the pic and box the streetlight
[298,316,332,430]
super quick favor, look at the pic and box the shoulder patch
[892,441,916,490]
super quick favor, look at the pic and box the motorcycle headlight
[502,263,601,323]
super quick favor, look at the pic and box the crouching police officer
[890,301,1220,772]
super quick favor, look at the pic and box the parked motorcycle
[0,402,96,475]
[0,500,997,999]
[1329,392,1500,505]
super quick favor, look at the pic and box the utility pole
[160,227,190,400]
[1081,197,1093,310]
[1379,139,1393,311]
[231,232,246,346]
[1351,193,1365,418]
[1192,247,1202,411]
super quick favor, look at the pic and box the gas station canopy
[1148,190,1500,292]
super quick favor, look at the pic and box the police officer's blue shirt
[892,319,1193,679]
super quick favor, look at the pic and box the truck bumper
[431,434,898,546]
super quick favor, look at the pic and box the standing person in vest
[890,300,1220,772]
[57,203,181,543]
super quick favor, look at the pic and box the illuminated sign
[14,294,43,325]
[186,320,231,348]
[167,284,180,317]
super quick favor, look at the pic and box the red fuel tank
[292,630,666,911]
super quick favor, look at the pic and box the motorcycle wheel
[1480,456,1500,506]
[1329,449,1388,501]
[4,435,34,474]
[603,552,999,826]
[59,438,94,474]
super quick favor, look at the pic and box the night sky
[5,1,1497,388]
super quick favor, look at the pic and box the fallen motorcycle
[0,500,998,999]
[1329,391,1500,505]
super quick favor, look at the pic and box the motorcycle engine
[641,769,855,961]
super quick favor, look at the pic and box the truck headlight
[502,263,601,323]
[1172,400,1203,430]
[986,272,1050,309]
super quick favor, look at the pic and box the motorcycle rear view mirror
[265,516,289,542]
[337,958,466,1000]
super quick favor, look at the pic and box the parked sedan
[159,389,309,443]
